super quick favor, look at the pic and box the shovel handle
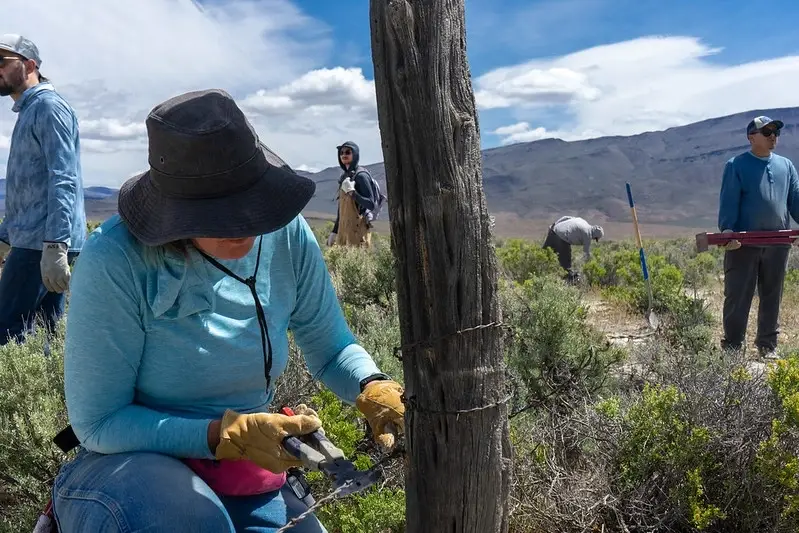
[626,183,649,281]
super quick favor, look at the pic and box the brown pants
[335,192,372,247]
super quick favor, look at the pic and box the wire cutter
[279,406,381,498]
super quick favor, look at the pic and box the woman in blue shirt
[51,89,405,532]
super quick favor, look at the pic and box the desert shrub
[508,344,799,533]
[325,238,397,310]
[339,295,403,383]
[324,238,402,381]
[585,247,685,313]
[682,252,719,295]
[501,277,626,414]
[311,220,336,248]
[0,323,71,531]
[496,238,566,283]
[657,295,716,354]
[583,243,718,352]
[272,333,322,410]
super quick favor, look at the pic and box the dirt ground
[583,279,799,356]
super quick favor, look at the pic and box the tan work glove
[215,408,322,474]
[41,242,71,293]
[0,240,9,263]
[721,229,741,251]
[356,380,405,451]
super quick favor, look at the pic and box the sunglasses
[756,128,781,137]
[339,149,353,156]
[0,56,22,67]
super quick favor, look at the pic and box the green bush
[756,355,799,520]
[307,388,406,533]
[616,384,726,529]
[585,247,686,314]
[496,238,565,283]
[659,295,716,354]
[325,238,397,310]
[0,323,71,531]
[501,277,626,413]
[511,345,799,532]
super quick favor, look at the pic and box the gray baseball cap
[0,34,41,67]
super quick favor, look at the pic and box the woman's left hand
[355,380,405,451]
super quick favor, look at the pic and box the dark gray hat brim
[118,144,316,246]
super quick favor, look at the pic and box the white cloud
[4,10,799,190]
[295,164,322,173]
[237,66,381,170]
[243,67,376,115]
[481,36,799,144]
[476,67,600,109]
[80,119,146,141]
[490,122,551,144]
[0,0,337,186]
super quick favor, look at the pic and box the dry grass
[585,272,799,357]
[582,288,653,344]
[701,279,799,354]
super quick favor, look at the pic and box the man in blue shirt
[0,34,85,345]
[717,115,799,359]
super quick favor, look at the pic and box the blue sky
[2,0,799,186]
[296,0,799,146]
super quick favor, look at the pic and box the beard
[0,63,27,96]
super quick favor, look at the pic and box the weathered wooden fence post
[369,1,512,531]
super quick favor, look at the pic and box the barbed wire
[393,321,513,360]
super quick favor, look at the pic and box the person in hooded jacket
[327,142,378,247]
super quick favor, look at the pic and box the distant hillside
[301,107,799,228]
[1,107,797,228]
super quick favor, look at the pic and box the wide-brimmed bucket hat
[118,88,315,246]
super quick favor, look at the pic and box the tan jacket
[335,191,372,247]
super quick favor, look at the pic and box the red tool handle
[706,229,799,243]
[280,406,295,416]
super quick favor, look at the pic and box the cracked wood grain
[369,0,513,531]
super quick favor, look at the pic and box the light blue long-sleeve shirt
[64,214,382,459]
[0,82,86,250]
[717,151,799,232]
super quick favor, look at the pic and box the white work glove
[327,232,337,247]
[41,242,71,293]
[340,178,355,194]
[721,229,741,251]
[0,240,9,263]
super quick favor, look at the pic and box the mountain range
[1,106,798,231]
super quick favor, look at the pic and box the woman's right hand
[212,408,322,473]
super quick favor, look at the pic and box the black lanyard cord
[195,237,274,392]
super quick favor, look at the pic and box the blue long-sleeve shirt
[0,82,86,250]
[718,151,799,232]
[64,214,382,458]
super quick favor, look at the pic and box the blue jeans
[52,448,328,532]
[0,247,78,346]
